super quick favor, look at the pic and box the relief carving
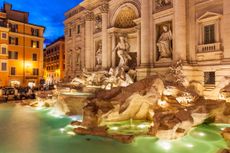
[155,0,172,11]
[95,15,102,33]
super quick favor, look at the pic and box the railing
[0,12,6,18]
[197,43,221,52]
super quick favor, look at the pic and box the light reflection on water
[0,103,229,153]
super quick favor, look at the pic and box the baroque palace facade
[64,0,230,94]
[0,3,45,86]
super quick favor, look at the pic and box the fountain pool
[0,103,229,153]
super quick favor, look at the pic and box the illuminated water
[0,103,229,153]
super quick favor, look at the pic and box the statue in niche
[75,48,81,66]
[67,49,73,72]
[95,42,102,66]
[113,35,132,68]
[157,25,173,60]
[156,0,172,8]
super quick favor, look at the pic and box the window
[77,25,81,34]
[9,24,18,32]
[69,29,72,37]
[9,37,19,45]
[31,40,39,48]
[32,53,37,61]
[1,47,7,55]
[9,24,17,32]
[8,51,18,59]
[11,67,16,75]
[1,62,7,71]
[1,32,7,39]
[204,72,215,85]
[33,68,39,75]
[204,24,215,44]
[31,28,39,36]
[0,20,6,27]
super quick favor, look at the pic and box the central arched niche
[113,5,138,28]
[111,3,140,68]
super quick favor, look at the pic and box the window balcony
[197,43,221,53]
[196,43,223,61]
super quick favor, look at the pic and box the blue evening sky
[1,0,82,45]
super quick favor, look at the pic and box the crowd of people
[0,84,55,103]
[0,86,36,102]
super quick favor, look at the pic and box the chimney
[3,3,12,11]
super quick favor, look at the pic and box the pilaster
[141,0,152,66]
[173,0,187,62]
[223,0,230,62]
[100,0,109,69]
[85,11,94,70]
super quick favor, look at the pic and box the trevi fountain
[1,34,230,153]
[1,0,230,153]
[0,58,228,153]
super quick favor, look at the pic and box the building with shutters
[0,3,45,87]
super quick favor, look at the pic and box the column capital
[100,1,109,13]
[135,24,141,30]
[109,32,118,36]
[85,11,94,21]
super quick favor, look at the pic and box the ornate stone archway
[109,3,141,68]
[114,7,137,28]
[111,3,140,28]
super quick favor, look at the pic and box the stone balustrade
[197,43,221,52]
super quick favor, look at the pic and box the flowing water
[0,103,229,153]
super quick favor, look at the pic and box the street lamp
[23,61,33,85]
[25,62,32,69]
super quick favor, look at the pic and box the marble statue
[70,66,134,89]
[157,25,173,60]
[67,50,73,74]
[95,42,102,66]
[113,36,132,68]
[100,78,165,122]
[75,48,81,66]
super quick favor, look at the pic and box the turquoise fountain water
[0,103,229,153]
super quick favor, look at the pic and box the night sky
[1,0,83,45]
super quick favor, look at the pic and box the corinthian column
[174,0,186,62]
[141,0,152,66]
[100,1,109,69]
[188,0,196,64]
[223,0,230,61]
[85,11,94,70]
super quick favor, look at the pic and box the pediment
[198,12,222,23]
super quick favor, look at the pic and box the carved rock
[221,127,230,141]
